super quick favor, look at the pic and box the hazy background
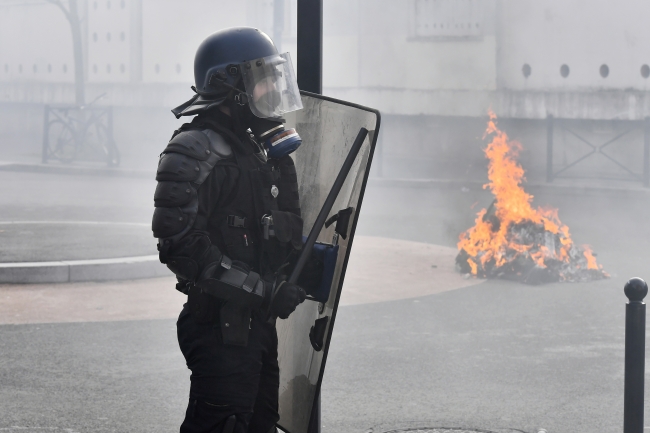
[2,0,650,181]
[2,1,650,432]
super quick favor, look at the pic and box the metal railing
[546,115,650,187]
[42,98,119,167]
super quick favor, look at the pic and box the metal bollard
[624,277,648,433]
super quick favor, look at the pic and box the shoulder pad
[163,129,232,161]
[165,130,212,161]
[156,129,232,183]
[156,152,201,182]
[153,128,233,243]
[202,129,232,159]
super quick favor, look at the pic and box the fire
[456,111,606,283]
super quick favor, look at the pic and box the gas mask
[247,113,302,159]
[203,51,304,158]
[238,52,303,158]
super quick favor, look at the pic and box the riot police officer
[152,27,309,433]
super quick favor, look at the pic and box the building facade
[1,0,648,180]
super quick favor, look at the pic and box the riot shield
[277,92,380,433]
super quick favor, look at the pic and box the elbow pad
[164,231,226,282]
[195,260,267,310]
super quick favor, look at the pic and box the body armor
[152,115,303,346]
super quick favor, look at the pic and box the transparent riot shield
[277,92,380,433]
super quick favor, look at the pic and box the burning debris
[456,111,608,285]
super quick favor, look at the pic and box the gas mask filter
[264,127,302,159]
[248,115,302,159]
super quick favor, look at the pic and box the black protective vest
[209,149,296,275]
[185,119,302,345]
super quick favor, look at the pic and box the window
[409,0,483,40]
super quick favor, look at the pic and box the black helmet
[172,27,301,119]
[195,27,277,96]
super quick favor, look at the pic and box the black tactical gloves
[271,281,307,319]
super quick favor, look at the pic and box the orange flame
[582,246,599,270]
[457,111,602,278]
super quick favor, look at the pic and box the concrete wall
[87,0,135,83]
[4,0,650,120]
[1,0,649,185]
[0,0,498,91]
[141,0,248,84]
[497,0,650,91]
[355,0,497,91]
[0,2,74,83]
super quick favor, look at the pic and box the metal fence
[546,115,650,187]
[42,104,119,167]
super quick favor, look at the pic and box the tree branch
[44,0,72,23]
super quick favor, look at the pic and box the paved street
[0,168,649,432]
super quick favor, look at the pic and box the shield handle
[287,127,368,288]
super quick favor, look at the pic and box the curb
[0,255,170,284]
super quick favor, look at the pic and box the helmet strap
[226,98,255,147]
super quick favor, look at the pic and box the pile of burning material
[456,112,608,285]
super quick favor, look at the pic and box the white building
[1,0,648,179]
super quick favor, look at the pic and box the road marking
[0,221,149,226]
[0,428,70,431]
[0,255,159,268]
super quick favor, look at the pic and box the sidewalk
[0,236,484,324]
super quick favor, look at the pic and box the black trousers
[177,305,279,433]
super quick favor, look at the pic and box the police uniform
[152,27,307,433]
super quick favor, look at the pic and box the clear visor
[241,52,303,118]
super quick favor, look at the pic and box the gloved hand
[271,281,307,319]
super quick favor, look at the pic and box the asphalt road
[0,276,630,433]
[1,169,649,433]
[323,277,627,433]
